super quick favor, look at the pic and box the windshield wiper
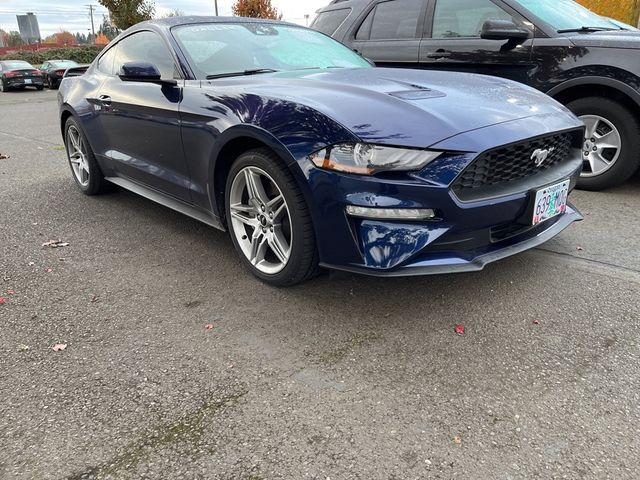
[557,26,619,33]
[205,68,278,80]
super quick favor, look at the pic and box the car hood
[203,67,578,149]
[568,30,640,49]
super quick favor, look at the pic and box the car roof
[316,0,371,12]
[139,15,297,29]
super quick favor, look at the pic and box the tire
[225,148,319,286]
[36,85,44,91]
[63,117,111,195]
[566,96,640,190]
[46,77,53,88]
[0,78,7,92]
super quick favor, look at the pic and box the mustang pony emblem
[531,147,555,167]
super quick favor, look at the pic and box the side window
[432,0,513,38]
[97,46,118,75]
[42,62,49,70]
[113,31,179,79]
[312,9,351,36]
[356,0,423,41]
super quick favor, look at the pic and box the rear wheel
[566,96,640,190]
[64,117,110,195]
[36,85,44,91]
[0,78,7,92]
[225,148,319,286]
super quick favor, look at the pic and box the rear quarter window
[311,9,351,35]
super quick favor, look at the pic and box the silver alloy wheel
[66,125,90,187]
[579,114,622,177]
[229,166,292,274]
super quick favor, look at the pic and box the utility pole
[214,0,219,16]
[87,5,96,43]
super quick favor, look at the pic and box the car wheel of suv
[225,148,319,286]
[64,117,110,195]
[566,96,640,190]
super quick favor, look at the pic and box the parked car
[313,0,640,190]
[0,60,44,92]
[59,17,584,286]
[41,59,79,89]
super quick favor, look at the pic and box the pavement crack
[533,247,640,283]
[0,129,59,146]
[65,390,247,480]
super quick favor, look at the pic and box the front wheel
[566,96,640,190]
[225,148,319,286]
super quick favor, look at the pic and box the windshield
[172,22,371,79]
[2,61,34,70]
[519,0,617,31]
[52,60,78,68]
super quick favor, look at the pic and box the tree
[576,0,639,25]
[4,31,24,47]
[232,0,282,19]
[158,9,184,18]
[98,0,155,30]
[95,33,110,45]
[98,14,120,40]
[55,31,77,46]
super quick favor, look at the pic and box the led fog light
[345,205,436,220]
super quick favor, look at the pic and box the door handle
[98,95,112,106]
[427,50,451,59]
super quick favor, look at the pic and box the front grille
[452,133,573,196]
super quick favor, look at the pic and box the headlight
[309,143,442,175]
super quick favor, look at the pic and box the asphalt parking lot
[1,88,639,480]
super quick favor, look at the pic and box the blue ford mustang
[58,16,584,286]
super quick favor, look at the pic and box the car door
[41,62,50,81]
[419,0,534,84]
[350,0,428,67]
[94,30,192,202]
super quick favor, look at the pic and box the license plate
[24,79,32,84]
[532,180,569,225]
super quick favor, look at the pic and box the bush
[0,45,104,65]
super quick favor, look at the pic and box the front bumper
[320,203,582,276]
[300,132,584,277]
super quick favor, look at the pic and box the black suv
[312,0,640,190]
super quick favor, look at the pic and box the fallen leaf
[0,297,6,305]
[18,344,29,352]
[453,435,462,445]
[28,262,35,266]
[52,343,67,352]
[44,268,53,273]
[7,289,16,295]
[42,240,69,248]
[533,319,540,325]
[576,246,583,251]
[205,324,214,330]
[0,153,9,160]
[454,324,465,335]
[90,294,98,303]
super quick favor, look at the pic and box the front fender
[547,72,640,108]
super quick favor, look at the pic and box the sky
[0,0,329,38]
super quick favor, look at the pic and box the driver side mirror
[480,19,531,41]
[118,61,177,86]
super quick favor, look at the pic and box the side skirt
[105,176,225,231]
